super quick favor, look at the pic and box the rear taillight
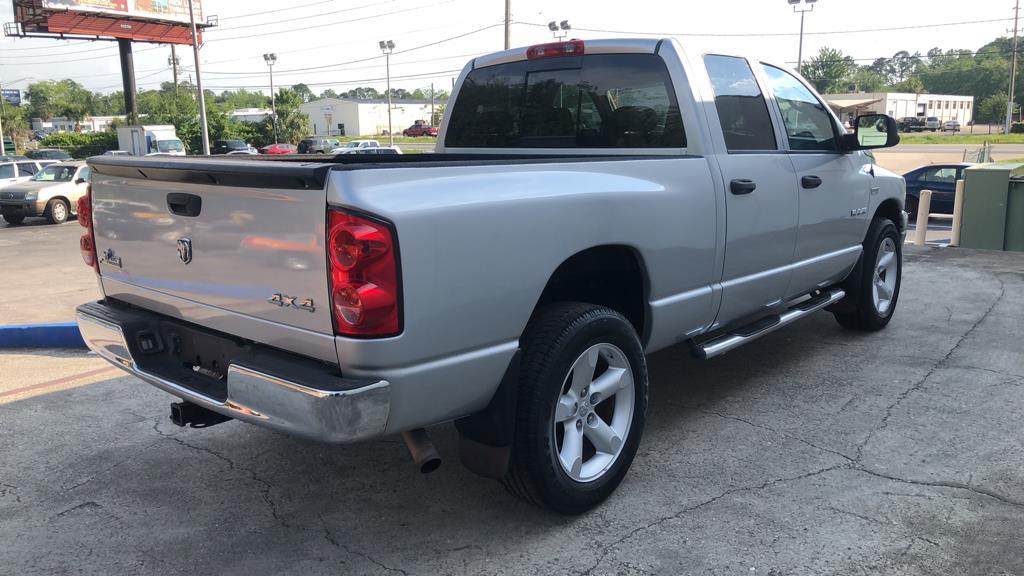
[526,40,584,60]
[327,209,400,337]
[78,185,97,270]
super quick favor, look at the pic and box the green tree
[291,83,314,102]
[265,88,309,144]
[801,47,856,93]
[977,94,1008,124]
[25,80,93,124]
[215,88,270,111]
[1,103,30,149]
[339,86,379,99]
[320,88,338,99]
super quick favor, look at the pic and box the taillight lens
[327,209,400,337]
[78,185,97,270]
[526,40,584,60]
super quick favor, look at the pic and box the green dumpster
[960,163,1024,252]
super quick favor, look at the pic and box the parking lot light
[789,0,817,74]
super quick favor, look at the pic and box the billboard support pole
[118,39,139,125]
[188,0,210,155]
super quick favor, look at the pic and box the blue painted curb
[0,322,86,349]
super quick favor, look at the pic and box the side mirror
[843,114,899,151]
[75,178,85,184]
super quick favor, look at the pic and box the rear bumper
[77,300,390,443]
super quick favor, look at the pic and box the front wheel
[834,217,902,331]
[45,199,69,224]
[2,212,25,225]
[504,303,648,514]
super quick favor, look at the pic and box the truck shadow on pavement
[2,248,1023,575]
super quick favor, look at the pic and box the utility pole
[189,0,210,155]
[1007,0,1020,133]
[430,82,435,126]
[379,40,395,146]
[504,0,511,50]
[169,46,180,95]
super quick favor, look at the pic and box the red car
[259,143,298,155]
[402,124,438,137]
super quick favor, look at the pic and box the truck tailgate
[89,159,335,340]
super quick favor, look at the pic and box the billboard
[40,0,201,26]
[1,89,21,106]
[9,0,207,44]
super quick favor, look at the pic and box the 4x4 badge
[268,293,315,313]
[177,238,192,264]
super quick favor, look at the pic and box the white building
[299,98,436,137]
[31,115,126,133]
[824,92,974,125]
[229,108,272,123]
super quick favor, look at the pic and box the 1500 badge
[268,293,316,313]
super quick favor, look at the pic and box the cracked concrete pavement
[1,245,1022,575]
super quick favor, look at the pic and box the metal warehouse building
[824,92,975,126]
[299,98,436,137]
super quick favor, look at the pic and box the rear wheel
[2,212,25,225]
[834,217,902,331]
[504,303,648,514]
[905,195,919,219]
[45,199,69,224]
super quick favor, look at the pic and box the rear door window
[703,55,776,152]
[0,164,13,179]
[17,162,38,176]
[446,53,686,148]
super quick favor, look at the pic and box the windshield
[344,142,363,148]
[157,139,184,153]
[31,165,76,182]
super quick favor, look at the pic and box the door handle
[730,179,756,195]
[801,175,823,189]
[166,192,202,217]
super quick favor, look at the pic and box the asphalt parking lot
[1,244,1022,575]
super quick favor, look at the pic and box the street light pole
[379,40,395,146]
[504,0,511,49]
[788,0,817,74]
[188,0,210,155]
[264,53,278,143]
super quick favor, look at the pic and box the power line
[199,23,501,76]
[217,0,335,21]
[204,0,455,43]
[516,16,1016,38]
[213,1,380,32]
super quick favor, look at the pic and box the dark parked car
[897,117,926,132]
[211,140,251,155]
[25,149,73,161]
[902,163,972,217]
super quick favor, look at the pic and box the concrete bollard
[914,189,933,246]
[950,179,965,247]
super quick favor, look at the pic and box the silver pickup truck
[78,39,906,513]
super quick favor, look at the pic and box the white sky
[0,0,1016,96]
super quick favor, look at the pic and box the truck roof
[473,38,662,69]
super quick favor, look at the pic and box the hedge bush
[38,131,118,158]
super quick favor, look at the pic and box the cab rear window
[445,53,686,149]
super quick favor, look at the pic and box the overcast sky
[0,0,1016,97]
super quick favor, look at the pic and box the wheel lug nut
[576,420,583,430]
[587,413,596,425]
[590,393,600,404]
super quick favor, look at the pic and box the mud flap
[454,350,520,479]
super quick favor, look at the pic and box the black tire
[44,199,69,224]
[503,303,648,514]
[834,217,902,331]
[2,212,25,225]
[905,195,919,219]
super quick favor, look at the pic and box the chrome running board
[695,289,846,360]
